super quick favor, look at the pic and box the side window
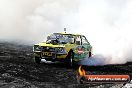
[75,36,81,45]
[81,36,89,45]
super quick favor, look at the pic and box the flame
[78,66,86,76]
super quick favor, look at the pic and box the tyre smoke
[0,0,132,64]
[77,0,132,65]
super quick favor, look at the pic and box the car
[33,32,92,67]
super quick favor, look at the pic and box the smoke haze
[0,0,132,64]
[0,0,79,43]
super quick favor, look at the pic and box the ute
[33,32,92,67]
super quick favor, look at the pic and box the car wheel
[35,57,41,64]
[67,50,74,67]
[89,52,92,57]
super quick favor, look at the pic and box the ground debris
[0,42,131,88]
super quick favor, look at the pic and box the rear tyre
[89,52,92,57]
[35,57,41,64]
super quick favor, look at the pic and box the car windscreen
[47,33,74,44]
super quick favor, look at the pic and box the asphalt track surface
[0,42,132,88]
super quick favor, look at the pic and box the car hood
[34,42,65,48]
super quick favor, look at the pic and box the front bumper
[34,52,67,61]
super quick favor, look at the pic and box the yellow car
[33,33,92,67]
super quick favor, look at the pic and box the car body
[33,33,92,66]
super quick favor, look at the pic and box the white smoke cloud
[0,0,79,43]
[77,0,132,65]
[27,0,79,43]
[0,0,132,64]
[0,0,44,42]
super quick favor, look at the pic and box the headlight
[56,47,66,54]
[33,45,41,51]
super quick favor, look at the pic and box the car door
[81,35,91,57]
[73,35,85,60]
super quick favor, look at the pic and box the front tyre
[67,51,74,67]
[35,57,41,64]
